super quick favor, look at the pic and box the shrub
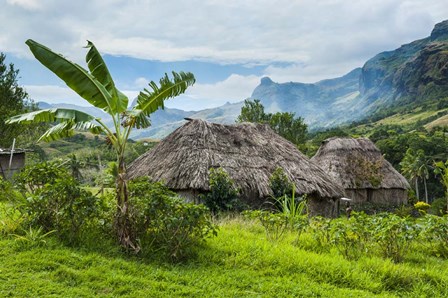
[429,198,447,216]
[269,167,293,198]
[14,160,68,194]
[200,167,241,214]
[19,176,103,244]
[242,210,288,242]
[371,213,418,263]
[0,176,22,203]
[419,215,448,257]
[128,178,217,261]
[307,216,332,252]
[331,212,373,260]
[414,201,431,215]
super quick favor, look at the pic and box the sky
[1,0,447,111]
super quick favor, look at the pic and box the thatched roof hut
[128,119,344,217]
[311,137,410,206]
[0,148,27,179]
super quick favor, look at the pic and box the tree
[7,40,195,251]
[434,160,448,214]
[0,53,36,147]
[237,99,308,146]
[236,99,269,123]
[400,148,421,201]
[269,112,307,146]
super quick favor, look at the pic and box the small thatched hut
[128,119,344,217]
[311,137,410,206]
[0,149,26,179]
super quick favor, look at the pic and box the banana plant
[7,39,195,251]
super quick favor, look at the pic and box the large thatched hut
[311,137,410,206]
[128,119,344,217]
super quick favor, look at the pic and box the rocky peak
[430,19,448,41]
[260,77,274,85]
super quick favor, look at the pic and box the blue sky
[1,0,447,110]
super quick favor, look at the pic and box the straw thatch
[128,119,344,216]
[311,137,410,206]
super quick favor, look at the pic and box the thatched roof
[311,137,410,190]
[128,119,344,200]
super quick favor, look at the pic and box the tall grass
[1,214,448,297]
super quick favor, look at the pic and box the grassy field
[1,215,447,297]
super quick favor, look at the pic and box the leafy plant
[269,167,293,199]
[307,216,332,252]
[434,160,448,214]
[371,213,418,263]
[242,210,288,242]
[414,201,430,215]
[419,215,448,257]
[7,40,195,251]
[331,212,373,260]
[12,226,56,249]
[20,175,103,244]
[128,178,217,261]
[201,167,241,214]
[14,160,68,194]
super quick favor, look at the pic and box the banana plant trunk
[115,155,139,252]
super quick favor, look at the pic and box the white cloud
[6,0,41,10]
[186,74,260,101]
[25,85,91,106]
[164,74,259,110]
[3,0,448,108]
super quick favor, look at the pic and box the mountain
[38,101,243,140]
[251,20,448,129]
[252,68,362,128]
[37,20,448,139]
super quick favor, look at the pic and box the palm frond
[132,71,195,128]
[25,39,114,114]
[85,41,128,113]
[7,108,96,124]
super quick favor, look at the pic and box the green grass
[1,216,448,297]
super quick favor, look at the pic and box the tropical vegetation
[6,40,195,251]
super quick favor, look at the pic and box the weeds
[12,226,56,249]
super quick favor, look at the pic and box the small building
[128,119,344,217]
[311,137,410,207]
[0,149,27,179]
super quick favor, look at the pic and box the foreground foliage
[1,215,448,297]
[7,39,195,251]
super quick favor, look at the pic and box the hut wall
[345,188,408,206]
[370,188,408,205]
[176,190,203,204]
[308,196,338,218]
[0,152,25,179]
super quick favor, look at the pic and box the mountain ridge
[38,20,448,139]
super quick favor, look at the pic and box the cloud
[25,85,91,106]
[4,0,448,107]
[6,0,41,10]
[24,73,260,111]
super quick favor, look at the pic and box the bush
[14,162,103,244]
[371,213,418,263]
[200,167,242,214]
[414,201,431,215]
[242,210,289,241]
[14,160,68,194]
[269,167,293,198]
[128,178,217,261]
[420,215,448,257]
[0,176,22,203]
[331,212,373,260]
[429,198,447,216]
